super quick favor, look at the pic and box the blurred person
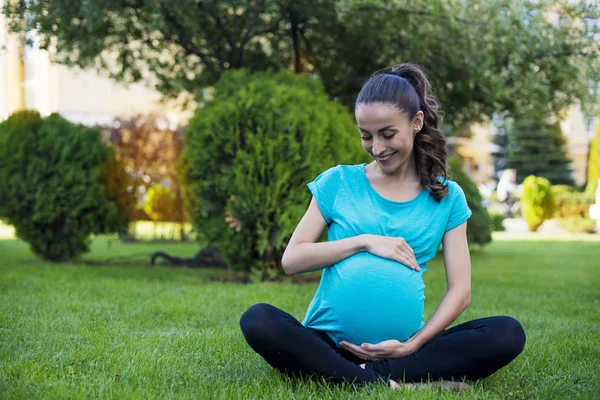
[240,64,525,390]
[497,169,519,217]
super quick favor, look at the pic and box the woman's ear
[413,111,424,133]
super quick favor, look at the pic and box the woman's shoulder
[435,177,468,201]
[315,163,364,180]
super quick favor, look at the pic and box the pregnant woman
[240,63,526,389]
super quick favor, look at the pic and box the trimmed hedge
[0,111,128,261]
[181,70,366,280]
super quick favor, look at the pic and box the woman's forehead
[355,103,409,126]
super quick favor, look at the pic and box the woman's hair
[355,63,448,201]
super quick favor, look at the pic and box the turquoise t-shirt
[301,163,472,346]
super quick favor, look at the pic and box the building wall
[561,104,591,187]
[0,6,24,119]
[0,21,191,127]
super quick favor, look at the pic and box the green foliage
[552,185,595,219]
[585,118,600,195]
[447,156,492,246]
[521,175,556,232]
[4,1,599,128]
[99,155,137,223]
[551,185,595,233]
[182,70,366,280]
[488,210,506,232]
[557,216,596,233]
[0,111,128,261]
[505,115,574,185]
[143,184,177,222]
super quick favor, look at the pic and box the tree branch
[161,7,221,81]
[533,50,590,60]
[211,12,236,50]
[240,0,267,47]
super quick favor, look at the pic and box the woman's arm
[404,221,471,352]
[281,197,365,275]
[340,221,471,359]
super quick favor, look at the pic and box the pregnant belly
[307,253,426,345]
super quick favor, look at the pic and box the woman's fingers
[400,242,419,270]
[340,341,379,360]
[394,250,420,271]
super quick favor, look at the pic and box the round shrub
[447,156,492,246]
[521,175,556,232]
[143,184,176,222]
[182,70,366,280]
[0,111,129,261]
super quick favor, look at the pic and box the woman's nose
[372,139,387,156]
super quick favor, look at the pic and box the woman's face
[355,103,423,173]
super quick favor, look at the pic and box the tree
[102,115,188,239]
[585,117,600,194]
[505,114,574,185]
[4,0,598,128]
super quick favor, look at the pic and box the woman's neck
[371,156,420,186]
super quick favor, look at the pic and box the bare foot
[359,363,400,389]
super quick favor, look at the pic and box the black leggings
[240,303,526,385]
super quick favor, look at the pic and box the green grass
[1,231,599,399]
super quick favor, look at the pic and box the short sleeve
[445,182,473,232]
[306,166,340,224]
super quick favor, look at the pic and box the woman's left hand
[339,339,417,361]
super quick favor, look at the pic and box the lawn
[1,231,599,399]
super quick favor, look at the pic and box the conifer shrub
[181,70,366,280]
[521,175,556,232]
[447,156,492,246]
[0,111,129,261]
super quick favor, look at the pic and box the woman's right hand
[361,234,420,271]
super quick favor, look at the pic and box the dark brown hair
[355,63,448,201]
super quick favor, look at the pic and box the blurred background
[0,0,599,274]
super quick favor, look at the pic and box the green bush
[557,216,596,234]
[181,70,366,280]
[447,156,492,246]
[143,184,176,222]
[0,111,128,261]
[488,210,506,232]
[100,155,138,221]
[521,175,555,232]
[552,186,594,219]
[585,117,600,195]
